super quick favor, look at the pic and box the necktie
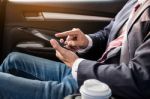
[98,2,141,63]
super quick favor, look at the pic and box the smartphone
[18,27,64,46]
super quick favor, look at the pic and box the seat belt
[0,0,7,62]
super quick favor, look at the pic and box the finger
[56,50,63,60]
[55,30,78,38]
[68,41,78,47]
[50,39,65,54]
[64,44,74,50]
[65,36,74,45]
[64,45,72,50]
[72,28,79,31]
[66,36,74,41]
[64,45,77,52]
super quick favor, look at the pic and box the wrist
[77,35,93,53]
[67,54,79,68]
[72,58,85,71]
[82,38,89,49]
[71,57,79,67]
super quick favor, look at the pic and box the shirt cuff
[77,35,93,53]
[71,58,85,81]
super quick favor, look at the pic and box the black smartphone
[18,27,65,46]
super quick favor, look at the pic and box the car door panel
[2,0,128,61]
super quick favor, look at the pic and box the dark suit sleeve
[77,34,150,99]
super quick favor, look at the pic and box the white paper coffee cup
[80,79,111,99]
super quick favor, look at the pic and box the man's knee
[7,52,23,63]
[1,52,24,70]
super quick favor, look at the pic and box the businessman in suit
[0,0,150,99]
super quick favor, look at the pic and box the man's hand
[55,28,89,51]
[50,39,79,68]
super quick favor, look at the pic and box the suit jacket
[77,0,150,99]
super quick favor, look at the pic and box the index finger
[50,39,66,54]
[55,30,77,38]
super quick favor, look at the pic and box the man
[0,0,150,99]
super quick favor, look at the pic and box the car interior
[0,0,128,98]
[0,0,128,63]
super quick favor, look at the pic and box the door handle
[23,12,44,21]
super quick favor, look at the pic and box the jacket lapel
[108,0,137,43]
[127,0,150,35]
[106,1,137,60]
[120,0,150,64]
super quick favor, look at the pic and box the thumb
[50,39,65,53]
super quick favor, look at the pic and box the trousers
[0,52,78,99]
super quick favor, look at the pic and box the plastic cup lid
[80,79,111,97]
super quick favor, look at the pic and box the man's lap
[0,52,78,99]
[1,52,71,81]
